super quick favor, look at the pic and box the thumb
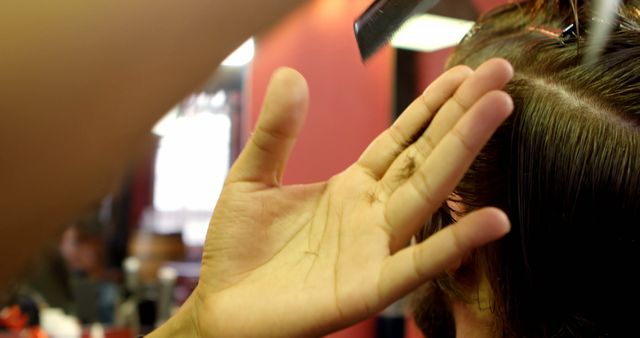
[228,67,309,185]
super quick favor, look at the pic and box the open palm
[193,59,514,338]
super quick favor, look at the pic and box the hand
[175,58,513,338]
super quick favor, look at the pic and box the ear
[447,251,476,287]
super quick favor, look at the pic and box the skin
[149,59,514,337]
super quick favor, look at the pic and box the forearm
[0,0,307,286]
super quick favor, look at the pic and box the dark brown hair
[413,1,640,337]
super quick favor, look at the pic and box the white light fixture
[209,90,227,108]
[221,38,255,67]
[152,107,179,137]
[391,14,474,53]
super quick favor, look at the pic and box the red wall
[472,0,510,15]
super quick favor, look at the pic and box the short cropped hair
[413,1,640,337]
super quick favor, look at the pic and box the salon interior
[0,0,506,337]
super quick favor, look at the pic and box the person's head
[60,213,105,278]
[413,1,640,337]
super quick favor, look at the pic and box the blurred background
[0,0,506,337]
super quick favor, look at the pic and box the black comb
[354,0,440,61]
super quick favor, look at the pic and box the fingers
[227,68,309,185]
[385,90,513,250]
[380,58,513,192]
[378,208,510,305]
[357,65,474,179]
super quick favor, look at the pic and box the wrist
[146,292,201,338]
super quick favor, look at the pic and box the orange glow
[312,0,371,22]
[315,0,344,16]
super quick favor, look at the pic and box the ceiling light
[391,14,474,53]
[152,107,179,137]
[221,38,255,67]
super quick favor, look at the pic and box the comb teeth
[354,0,440,61]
